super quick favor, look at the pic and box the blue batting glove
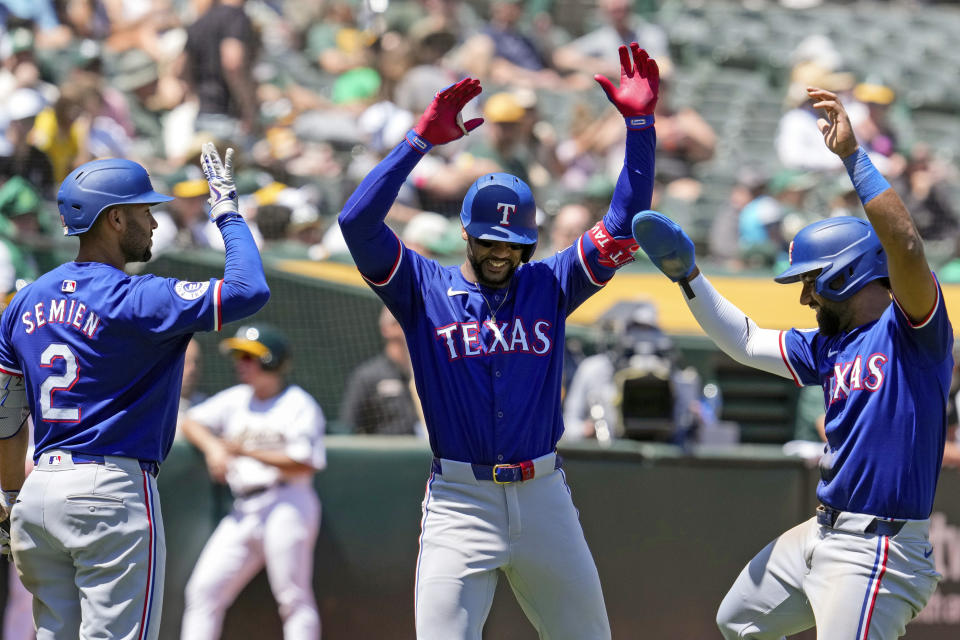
[631,210,696,282]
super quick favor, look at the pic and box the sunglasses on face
[473,238,525,252]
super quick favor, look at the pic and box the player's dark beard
[467,244,516,288]
[120,224,152,263]
[815,304,842,336]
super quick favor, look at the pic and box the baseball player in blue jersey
[0,144,269,639]
[339,43,658,640]
[632,87,952,639]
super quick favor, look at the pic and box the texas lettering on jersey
[827,352,888,405]
[435,318,553,360]
[19,296,102,339]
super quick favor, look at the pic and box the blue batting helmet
[57,158,174,235]
[461,173,538,262]
[774,216,888,301]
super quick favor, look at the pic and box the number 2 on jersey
[39,343,80,421]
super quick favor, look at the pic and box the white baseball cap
[6,88,45,122]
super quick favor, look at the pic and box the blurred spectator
[32,79,97,182]
[0,87,54,196]
[401,211,457,259]
[182,0,259,144]
[394,19,461,115]
[0,26,50,100]
[340,306,424,436]
[850,80,909,176]
[563,300,702,445]
[892,143,959,244]
[539,202,594,258]
[108,49,166,159]
[553,0,669,78]
[468,91,534,184]
[653,61,716,202]
[775,62,855,172]
[708,166,768,270]
[0,176,43,293]
[459,0,566,89]
[306,1,370,75]
[0,3,71,50]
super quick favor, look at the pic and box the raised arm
[595,43,658,239]
[808,87,936,322]
[631,211,793,379]
[338,78,483,280]
[200,143,271,325]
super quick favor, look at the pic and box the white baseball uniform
[180,383,326,640]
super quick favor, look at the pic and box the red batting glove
[595,42,659,117]
[413,78,484,146]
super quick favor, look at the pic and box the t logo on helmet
[497,203,516,226]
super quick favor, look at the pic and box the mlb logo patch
[48,454,62,465]
[61,280,77,293]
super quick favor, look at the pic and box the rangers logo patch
[61,280,77,293]
[174,281,210,300]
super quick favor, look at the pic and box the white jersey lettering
[497,203,516,226]
[435,324,459,360]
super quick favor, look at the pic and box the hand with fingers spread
[808,87,859,158]
[200,142,239,221]
[412,78,484,147]
[595,42,660,119]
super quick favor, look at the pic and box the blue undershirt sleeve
[338,141,426,281]
[217,214,271,323]
[602,127,656,237]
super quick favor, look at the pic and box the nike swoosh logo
[827,349,839,357]
[447,287,470,297]
[924,547,934,558]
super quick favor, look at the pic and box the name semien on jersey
[435,319,553,359]
[19,297,102,339]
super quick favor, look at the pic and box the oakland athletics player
[632,87,951,639]
[0,144,270,639]
[180,323,326,640]
[339,43,658,639]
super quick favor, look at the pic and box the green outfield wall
[5,437,959,639]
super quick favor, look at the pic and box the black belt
[71,452,160,478]
[431,455,563,484]
[816,505,906,536]
[233,482,286,499]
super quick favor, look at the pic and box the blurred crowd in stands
[2,0,960,293]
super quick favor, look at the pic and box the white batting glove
[200,142,239,222]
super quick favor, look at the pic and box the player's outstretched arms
[809,87,935,322]
[632,211,791,379]
[339,79,484,279]
[201,142,270,323]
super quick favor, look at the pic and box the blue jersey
[0,216,269,464]
[339,127,655,465]
[781,279,953,519]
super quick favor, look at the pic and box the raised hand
[200,142,239,221]
[595,42,660,117]
[631,210,696,282]
[808,87,859,158]
[413,78,484,146]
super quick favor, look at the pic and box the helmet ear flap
[521,243,537,262]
